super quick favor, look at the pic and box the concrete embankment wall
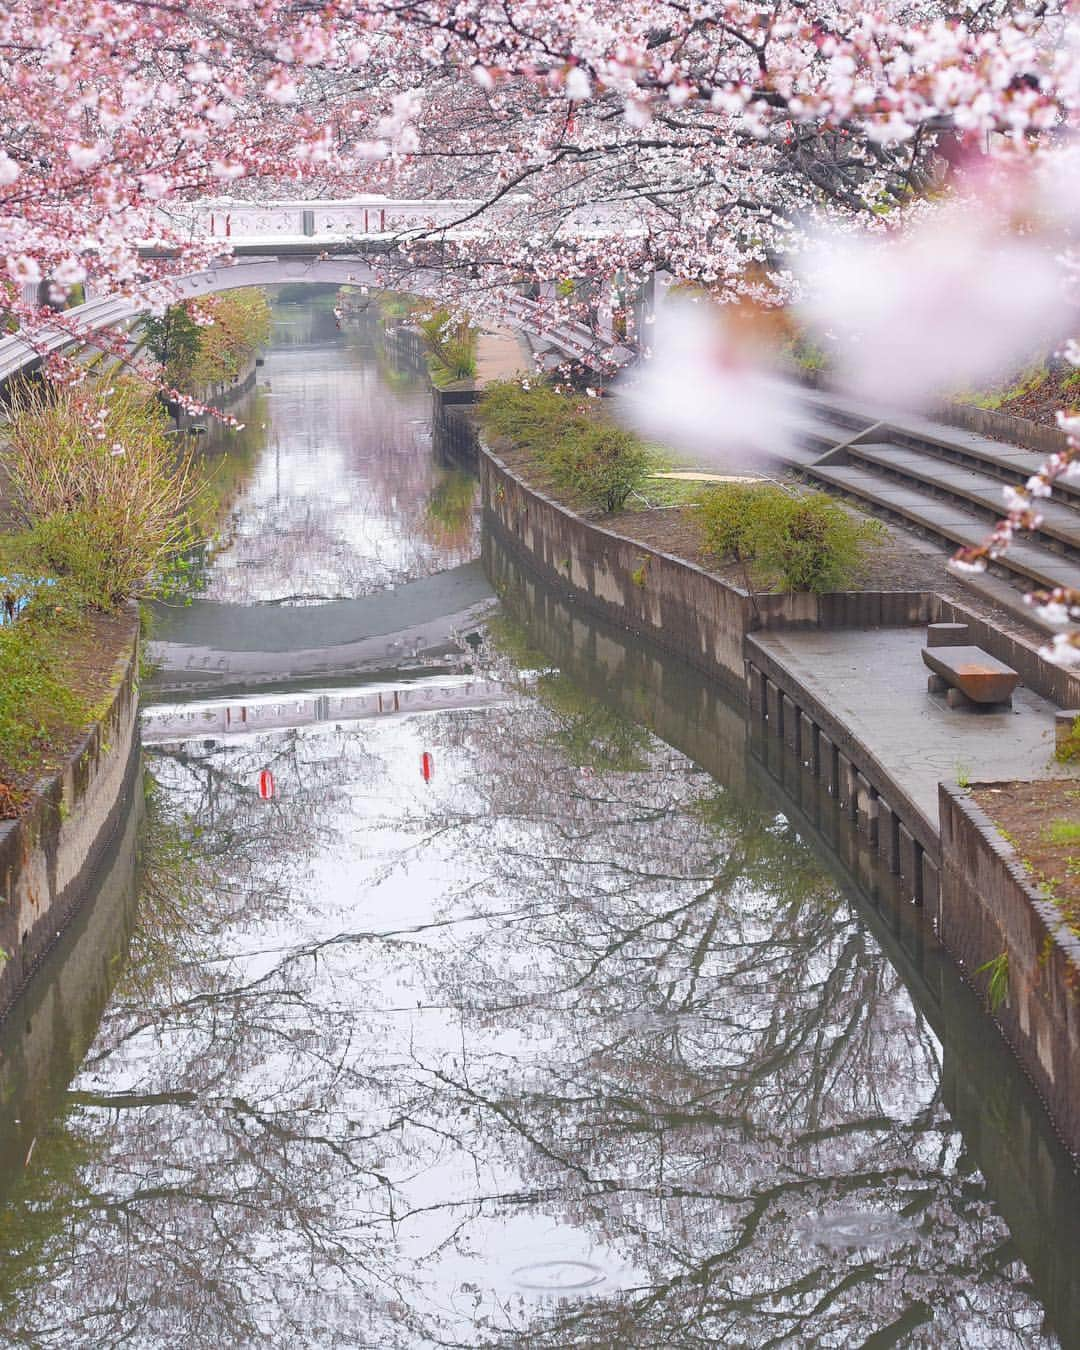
[940,785,1080,1158]
[0,607,140,1021]
[482,438,1080,1156]
[480,441,1080,707]
[481,441,942,901]
[482,444,761,699]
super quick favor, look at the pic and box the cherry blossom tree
[1,0,1078,656]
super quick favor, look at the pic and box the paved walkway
[751,627,1076,833]
[475,328,531,386]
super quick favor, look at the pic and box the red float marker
[258,769,276,800]
[420,752,434,784]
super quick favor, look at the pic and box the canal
[0,293,1078,1347]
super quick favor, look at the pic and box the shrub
[478,380,584,451]
[5,378,205,606]
[1055,714,1080,764]
[417,306,477,381]
[547,423,654,513]
[757,492,883,593]
[694,482,786,561]
[479,381,655,513]
[693,481,882,592]
[0,591,89,804]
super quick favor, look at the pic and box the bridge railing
[163,198,489,241]
[160,197,638,242]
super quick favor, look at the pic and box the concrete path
[750,627,1076,834]
[475,328,532,386]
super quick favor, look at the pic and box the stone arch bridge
[0,197,642,387]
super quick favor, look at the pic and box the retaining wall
[935,401,1068,459]
[0,606,140,1021]
[481,444,941,698]
[482,437,1078,957]
[940,785,1080,1158]
[743,636,941,911]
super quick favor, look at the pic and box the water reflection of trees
[192,304,479,606]
[0,668,1053,1346]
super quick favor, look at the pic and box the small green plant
[757,493,884,593]
[478,379,582,453]
[478,380,655,514]
[694,482,783,562]
[631,558,649,588]
[955,764,972,789]
[1056,715,1080,764]
[1045,819,1080,847]
[418,306,477,382]
[975,951,1010,1013]
[0,588,91,805]
[958,361,1049,411]
[546,423,654,514]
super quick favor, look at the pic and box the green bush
[478,381,655,513]
[758,493,882,592]
[694,482,786,561]
[418,307,477,381]
[1056,715,1080,764]
[694,481,882,593]
[0,590,89,800]
[478,380,583,451]
[547,423,653,513]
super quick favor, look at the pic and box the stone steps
[851,443,1080,559]
[797,386,1080,506]
[767,391,1080,603]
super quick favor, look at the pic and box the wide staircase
[771,386,1080,629]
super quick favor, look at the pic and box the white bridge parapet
[0,197,639,386]
[161,195,636,246]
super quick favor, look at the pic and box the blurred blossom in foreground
[617,299,795,465]
[797,201,1071,410]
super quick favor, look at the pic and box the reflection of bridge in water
[141,672,518,745]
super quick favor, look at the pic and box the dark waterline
[0,299,1077,1347]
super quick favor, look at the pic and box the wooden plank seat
[922,645,1020,709]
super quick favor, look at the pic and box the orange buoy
[258,769,275,800]
[420,752,434,784]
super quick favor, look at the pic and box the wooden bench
[922,645,1021,709]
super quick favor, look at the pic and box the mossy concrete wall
[0,606,140,1021]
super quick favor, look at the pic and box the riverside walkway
[749,625,1071,841]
